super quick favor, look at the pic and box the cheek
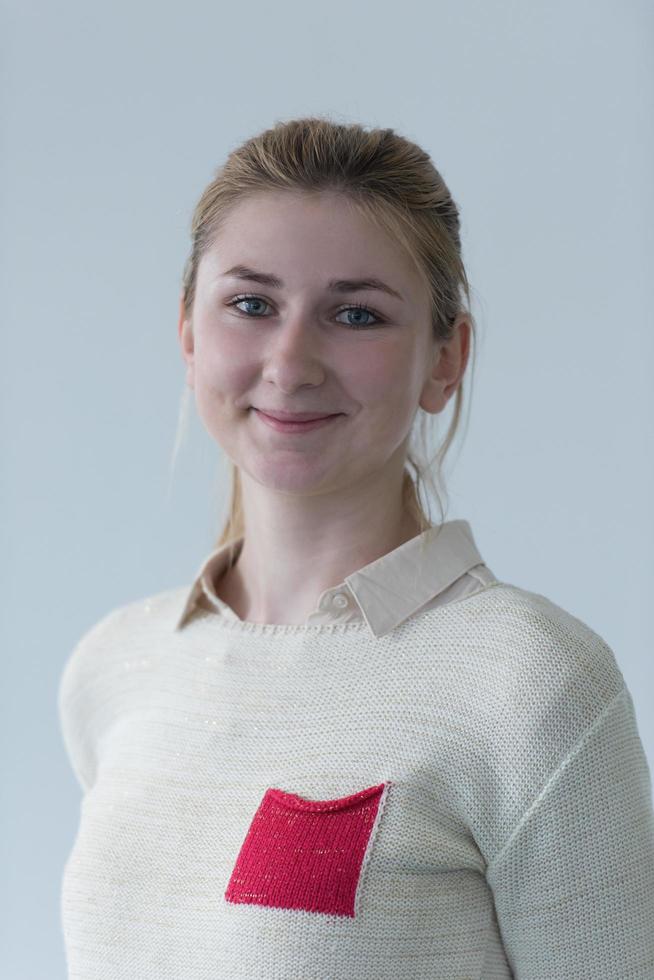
[192,358,250,443]
[346,344,419,416]
[193,329,253,400]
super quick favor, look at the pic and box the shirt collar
[173,519,486,637]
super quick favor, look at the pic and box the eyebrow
[220,265,405,302]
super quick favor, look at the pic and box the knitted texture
[58,581,654,979]
[224,782,390,916]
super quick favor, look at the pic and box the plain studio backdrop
[1,0,652,976]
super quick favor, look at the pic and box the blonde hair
[179,115,477,565]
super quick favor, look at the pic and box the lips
[254,409,339,422]
[253,409,342,434]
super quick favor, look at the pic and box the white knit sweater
[58,521,654,978]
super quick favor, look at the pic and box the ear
[419,314,471,415]
[178,293,195,389]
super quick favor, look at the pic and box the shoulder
[455,579,626,729]
[452,586,646,879]
[66,584,188,654]
[57,585,189,793]
[57,585,188,707]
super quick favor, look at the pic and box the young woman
[58,116,654,979]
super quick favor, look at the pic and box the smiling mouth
[252,408,340,422]
[252,409,343,433]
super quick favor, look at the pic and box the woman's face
[179,189,457,499]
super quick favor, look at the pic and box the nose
[260,315,327,390]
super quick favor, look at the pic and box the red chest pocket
[224,781,391,918]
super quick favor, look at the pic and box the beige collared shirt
[175,518,498,637]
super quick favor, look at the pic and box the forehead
[201,190,424,294]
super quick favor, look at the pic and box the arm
[486,683,654,978]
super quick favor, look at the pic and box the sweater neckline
[177,580,506,638]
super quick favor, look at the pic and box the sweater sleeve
[486,683,654,978]
[57,607,122,796]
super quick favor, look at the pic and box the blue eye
[227,294,383,330]
[335,303,380,328]
[229,295,270,317]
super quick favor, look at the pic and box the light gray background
[2,0,652,976]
